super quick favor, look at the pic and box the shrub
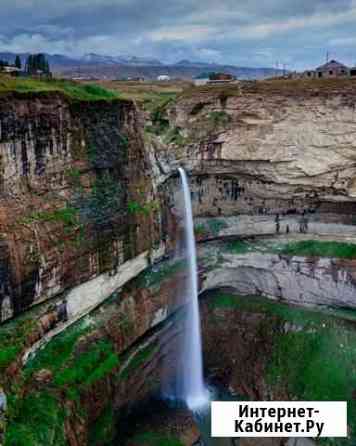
[208,111,231,127]
[207,218,228,236]
[23,207,80,229]
[150,108,170,135]
[127,200,159,216]
[194,224,207,237]
[163,127,187,146]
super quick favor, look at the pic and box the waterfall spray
[178,167,209,411]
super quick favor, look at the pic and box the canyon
[1,79,356,446]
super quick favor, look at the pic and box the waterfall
[178,167,209,411]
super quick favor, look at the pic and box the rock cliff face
[0,93,169,328]
[200,240,356,309]
[158,82,356,237]
[2,257,187,445]
[0,92,180,445]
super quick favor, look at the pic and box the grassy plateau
[0,75,119,101]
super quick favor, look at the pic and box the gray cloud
[1,0,356,68]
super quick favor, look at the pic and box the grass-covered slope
[88,80,186,111]
[0,76,119,101]
[226,239,356,259]
[209,292,356,445]
[278,240,356,259]
[4,317,120,446]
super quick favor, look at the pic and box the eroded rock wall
[200,242,356,309]
[0,93,169,326]
[158,81,356,241]
[2,260,187,446]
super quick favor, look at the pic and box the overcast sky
[1,0,356,69]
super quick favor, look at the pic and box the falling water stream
[178,167,209,411]
[118,173,237,445]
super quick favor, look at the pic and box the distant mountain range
[80,53,163,66]
[1,51,174,67]
[0,52,284,80]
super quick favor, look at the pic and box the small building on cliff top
[157,74,171,81]
[315,60,349,78]
[296,60,351,80]
[2,66,23,76]
[194,72,237,85]
[209,72,235,81]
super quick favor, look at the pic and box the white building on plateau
[157,75,170,81]
[194,78,209,86]
[3,66,21,74]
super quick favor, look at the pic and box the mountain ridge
[0,51,283,80]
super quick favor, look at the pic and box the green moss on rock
[88,405,116,446]
[25,321,119,396]
[267,321,356,445]
[25,319,90,379]
[129,431,183,446]
[4,316,121,445]
[207,218,228,236]
[277,240,356,259]
[137,260,186,288]
[120,344,157,381]
[209,292,356,445]
[227,240,251,255]
[207,111,231,128]
[53,340,119,389]
[22,207,81,230]
[0,315,36,373]
[5,391,65,446]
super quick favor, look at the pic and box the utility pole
[326,51,330,63]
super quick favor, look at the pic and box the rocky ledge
[200,238,356,309]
